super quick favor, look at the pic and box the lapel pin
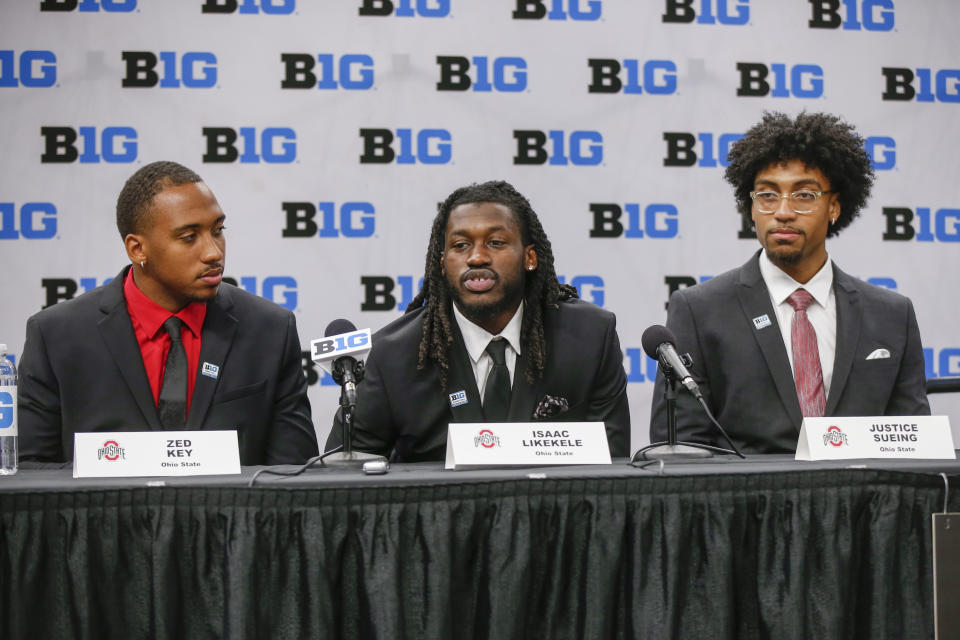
[449,390,468,408]
[201,362,220,379]
[752,314,772,330]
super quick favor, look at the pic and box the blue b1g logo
[512,0,602,20]
[121,52,217,88]
[589,203,678,239]
[201,0,295,13]
[281,54,375,90]
[661,0,749,24]
[202,127,297,163]
[40,0,136,11]
[557,275,604,307]
[436,56,527,92]
[358,129,452,164]
[223,276,298,310]
[282,202,376,238]
[40,127,138,163]
[0,51,57,88]
[358,0,450,16]
[513,130,603,166]
[587,59,678,95]
[0,203,57,239]
[312,331,370,358]
[736,63,824,98]
[0,391,14,429]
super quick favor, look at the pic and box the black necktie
[483,339,511,422]
[158,317,188,429]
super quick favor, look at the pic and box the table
[2,456,959,640]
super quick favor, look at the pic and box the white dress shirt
[452,302,523,403]
[758,251,837,396]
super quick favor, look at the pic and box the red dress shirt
[123,269,207,415]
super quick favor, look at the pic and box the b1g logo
[664,275,712,309]
[865,136,895,170]
[512,0,601,20]
[358,128,452,164]
[358,0,450,17]
[361,276,423,311]
[661,0,749,25]
[436,56,527,92]
[300,351,339,387]
[882,207,960,243]
[557,275,604,307]
[624,348,658,383]
[41,277,111,308]
[881,68,960,103]
[808,0,894,31]
[280,54,374,90]
[281,201,375,238]
[0,203,57,240]
[0,51,57,88]
[587,59,677,95]
[924,347,960,379]
[202,127,297,163]
[663,132,743,168]
[121,52,217,88]
[222,276,298,310]
[736,63,824,98]
[40,0,136,11]
[589,203,678,239]
[312,330,370,358]
[201,0,295,13]
[822,426,848,447]
[513,130,603,166]
[40,126,137,163]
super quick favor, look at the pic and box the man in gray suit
[18,161,318,465]
[650,112,930,454]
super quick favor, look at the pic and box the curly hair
[116,161,202,238]
[407,180,578,388]
[724,111,874,237]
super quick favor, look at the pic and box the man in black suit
[327,180,630,462]
[650,112,930,454]
[18,161,318,466]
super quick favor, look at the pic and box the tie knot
[787,289,814,312]
[163,317,183,343]
[485,338,508,366]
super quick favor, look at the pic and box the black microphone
[641,325,703,400]
[323,318,367,406]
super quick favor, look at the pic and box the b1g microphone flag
[311,320,372,375]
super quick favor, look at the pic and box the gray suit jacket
[18,266,318,465]
[650,252,930,453]
[327,299,631,462]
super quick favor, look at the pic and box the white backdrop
[2,0,958,450]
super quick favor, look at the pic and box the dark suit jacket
[327,299,631,462]
[18,266,318,465]
[650,252,930,454]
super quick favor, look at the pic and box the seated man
[18,161,318,465]
[328,180,630,462]
[650,111,930,454]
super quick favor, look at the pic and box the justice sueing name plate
[73,430,242,478]
[445,422,611,470]
[795,415,955,461]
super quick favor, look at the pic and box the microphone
[311,319,372,407]
[641,325,703,400]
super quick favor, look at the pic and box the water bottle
[0,344,18,475]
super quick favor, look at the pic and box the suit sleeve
[584,312,630,458]
[649,289,716,446]
[17,316,65,462]
[884,298,931,416]
[325,343,397,458]
[264,313,319,465]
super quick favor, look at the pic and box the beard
[764,245,803,265]
[446,271,525,326]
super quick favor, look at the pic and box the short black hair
[407,180,577,387]
[116,161,202,238]
[724,111,874,237]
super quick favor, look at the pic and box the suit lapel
[187,290,237,428]
[826,266,861,415]
[446,321,485,423]
[97,269,161,429]
[736,254,804,428]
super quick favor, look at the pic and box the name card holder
[73,430,242,478]
[795,415,955,461]
[445,422,611,470]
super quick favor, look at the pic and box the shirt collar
[758,250,834,309]
[452,301,524,365]
[123,267,207,339]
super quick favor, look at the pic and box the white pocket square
[866,348,891,360]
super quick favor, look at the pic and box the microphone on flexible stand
[311,319,387,468]
[633,325,744,461]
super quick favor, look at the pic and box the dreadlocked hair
[724,111,874,238]
[406,180,578,389]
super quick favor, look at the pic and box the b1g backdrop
[2,0,959,451]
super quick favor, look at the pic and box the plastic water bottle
[0,344,18,475]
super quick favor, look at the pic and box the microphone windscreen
[324,318,357,337]
[641,324,676,359]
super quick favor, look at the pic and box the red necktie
[787,289,826,418]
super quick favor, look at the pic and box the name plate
[445,422,611,470]
[795,415,955,461]
[73,430,242,478]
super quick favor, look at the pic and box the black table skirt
[1,460,958,640]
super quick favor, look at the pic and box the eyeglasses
[749,189,833,214]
